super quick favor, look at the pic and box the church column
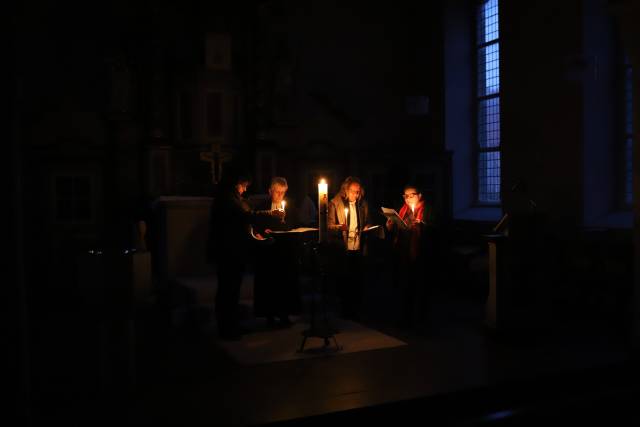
[11,9,30,422]
[611,0,640,353]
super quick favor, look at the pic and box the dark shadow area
[11,0,640,425]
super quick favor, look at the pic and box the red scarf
[395,200,427,262]
[398,200,425,224]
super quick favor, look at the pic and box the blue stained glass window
[477,0,501,204]
[478,151,501,203]
[478,0,499,44]
[478,98,501,149]
[478,43,500,96]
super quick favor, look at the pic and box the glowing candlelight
[280,200,286,223]
[410,203,415,215]
[318,179,328,242]
[318,179,328,197]
[344,208,349,225]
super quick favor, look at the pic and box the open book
[361,224,384,239]
[381,207,409,229]
[269,227,319,234]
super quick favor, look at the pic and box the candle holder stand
[298,241,342,353]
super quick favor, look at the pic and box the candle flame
[319,178,326,185]
[281,200,286,210]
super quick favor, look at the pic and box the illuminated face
[236,181,249,196]
[269,184,287,204]
[403,188,421,205]
[347,183,361,203]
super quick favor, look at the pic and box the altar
[152,196,214,287]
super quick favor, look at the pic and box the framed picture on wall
[206,33,232,70]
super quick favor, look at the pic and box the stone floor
[23,257,639,426]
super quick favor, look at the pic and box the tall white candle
[281,200,286,223]
[344,208,349,225]
[318,179,328,242]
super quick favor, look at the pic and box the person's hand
[410,219,423,229]
[264,228,273,234]
[255,233,266,240]
[385,219,393,230]
[271,209,285,219]
[341,223,347,231]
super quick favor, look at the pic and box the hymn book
[381,207,409,230]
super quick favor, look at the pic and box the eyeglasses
[403,192,418,199]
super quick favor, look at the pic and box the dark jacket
[207,191,271,263]
[249,195,299,234]
[249,195,302,317]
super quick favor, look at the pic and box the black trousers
[340,251,364,320]
[215,257,245,337]
[253,239,301,319]
[392,255,427,327]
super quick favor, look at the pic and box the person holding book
[327,176,373,321]
[206,167,284,341]
[385,184,432,329]
[250,177,301,328]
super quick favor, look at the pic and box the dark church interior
[10,0,640,425]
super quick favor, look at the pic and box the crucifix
[200,143,232,184]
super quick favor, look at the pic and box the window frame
[474,0,502,206]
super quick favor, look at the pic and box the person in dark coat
[206,168,283,341]
[250,177,302,328]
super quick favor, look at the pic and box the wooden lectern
[485,232,509,331]
[484,212,511,332]
[484,212,547,334]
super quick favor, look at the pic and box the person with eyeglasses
[385,184,432,330]
[206,166,284,341]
